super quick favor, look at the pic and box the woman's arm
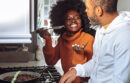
[37,28,60,65]
[43,37,60,65]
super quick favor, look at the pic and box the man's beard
[89,13,100,26]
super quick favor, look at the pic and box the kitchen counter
[0,58,64,75]
[0,36,64,75]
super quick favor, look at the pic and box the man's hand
[59,68,77,83]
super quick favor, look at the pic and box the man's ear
[95,6,103,16]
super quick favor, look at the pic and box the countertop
[0,57,64,75]
[0,36,63,75]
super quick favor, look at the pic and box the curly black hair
[50,0,95,36]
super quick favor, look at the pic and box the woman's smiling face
[64,10,82,33]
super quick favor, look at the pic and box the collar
[103,24,110,29]
[62,28,83,42]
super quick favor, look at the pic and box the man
[59,0,130,83]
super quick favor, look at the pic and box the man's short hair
[92,0,118,13]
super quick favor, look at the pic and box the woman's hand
[72,43,88,53]
[37,28,51,40]
[59,68,77,83]
[72,44,85,53]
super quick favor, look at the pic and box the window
[37,0,58,47]
[37,0,56,29]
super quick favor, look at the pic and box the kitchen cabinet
[0,0,37,62]
[0,0,32,43]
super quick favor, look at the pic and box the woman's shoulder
[82,32,94,40]
[79,32,94,45]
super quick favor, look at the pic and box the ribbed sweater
[43,29,94,83]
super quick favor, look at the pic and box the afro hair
[50,0,95,36]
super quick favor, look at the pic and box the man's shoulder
[114,24,130,44]
[117,22,130,30]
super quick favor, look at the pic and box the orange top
[43,29,94,83]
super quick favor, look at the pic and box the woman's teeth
[70,24,77,28]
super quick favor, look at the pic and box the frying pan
[0,71,41,83]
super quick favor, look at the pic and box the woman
[37,0,95,82]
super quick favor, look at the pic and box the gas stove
[0,66,61,83]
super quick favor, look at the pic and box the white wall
[118,0,130,11]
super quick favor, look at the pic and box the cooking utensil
[0,71,41,83]
[36,25,65,34]
[37,25,64,31]
[45,25,64,30]
[11,71,21,83]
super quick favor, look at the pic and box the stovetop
[0,66,61,83]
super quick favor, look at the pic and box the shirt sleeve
[74,55,96,77]
[112,31,130,83]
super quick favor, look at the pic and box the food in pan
[3,74,37,82]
